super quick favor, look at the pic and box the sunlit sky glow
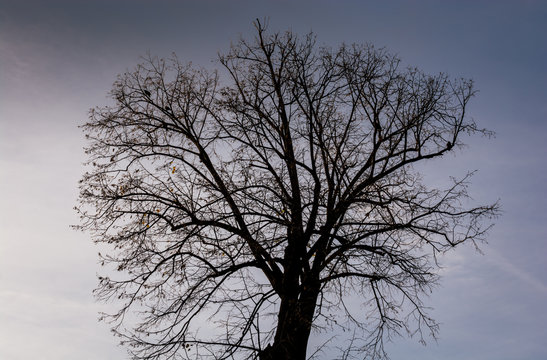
[1,1,546,359]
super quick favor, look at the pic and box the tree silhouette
[76,21,498,360]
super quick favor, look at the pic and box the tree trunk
[259,288,319,360]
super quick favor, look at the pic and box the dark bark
[260,287,319,360]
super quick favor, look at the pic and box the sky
[0,0,546,359]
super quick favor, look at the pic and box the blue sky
[0,1,546,359]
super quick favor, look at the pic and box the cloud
[486,248,547,296]
[0,290,124,360]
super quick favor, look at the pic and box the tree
[76,21,498,360]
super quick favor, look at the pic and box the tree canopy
[76,21,498,360]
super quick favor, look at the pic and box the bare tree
[76,21,498,360]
